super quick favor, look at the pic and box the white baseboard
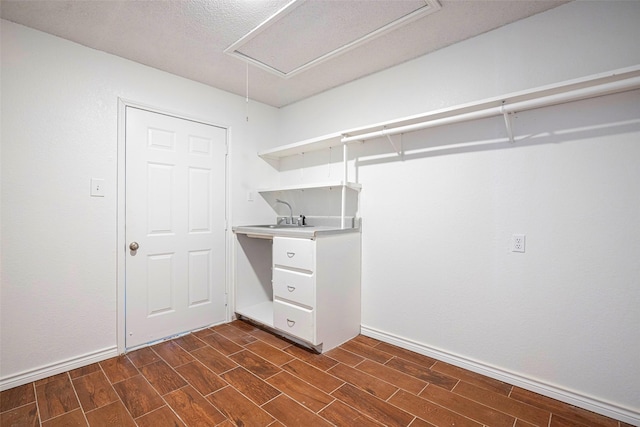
[361,325,639,426]
[0,346,118,392]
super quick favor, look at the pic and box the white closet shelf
[259,132,344,160]
[258,65,640,160]
[258,181,361,193]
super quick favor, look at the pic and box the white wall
[2,1,640,422]
[277,1,640,422]
[0,20,278,386]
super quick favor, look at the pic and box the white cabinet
[234,231,361,352]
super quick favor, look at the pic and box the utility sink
[252,224,310,229]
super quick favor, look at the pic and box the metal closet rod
[340,75,640,144]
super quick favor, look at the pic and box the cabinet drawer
[273,268,315,308]
[273,237,314,271]
[273,300,314,343]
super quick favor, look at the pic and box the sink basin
[251,224,310,229]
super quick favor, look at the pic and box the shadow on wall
[278,88,640,171]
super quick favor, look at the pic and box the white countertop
[232,224,359,239]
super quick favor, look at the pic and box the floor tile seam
[258,391,338,427]
[35,372,79,423]
[228,321,260,334]
[0,399,38,415]
[314,396,338,416]
[331,389,400,427]
[217,364,241,377]
[224,347,246,358]
[150,342,194,369]
[418,384,517,427]
[124,352,152,370]
[354,336,384,348]
[131,403,170,422]
[261,369,284,382]
[240,342,293,368]
[133,369,175,419]
[381,349,440,371]
[66,365,98,381]
[100,358,142,384]
[449,381,553,425]
[67,371,92,427]
[286,358,346,394]
[509,389,609,426]
[132,371,195,426]
[336,385,415,425]
[265,371,338,413]
[352,358,430,395]
[173,336,207,354]
[157,392,194,427]
[215,333,255,347]
[350,348,395,366]
[222,366,283,405]
[550,412,611,427]
[383,354,446,379]
[143,363,191,398]
[329,361,403,399]
[451,382,549,426]
[169,359,210,397]
[37,407,85,426]
[160,357,193,370]
[160,364,231,426]
[82,363,125,411]
[245,334,295,357]
[170,379,233,424]
[181,360,232,394]
[388,387,480,425]
[341,345,393,367]
[373,343,439,370]
[431,361,514,396]
[190,348,240,374]
[230,346,276,367]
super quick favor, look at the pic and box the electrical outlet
[511,234,526,253]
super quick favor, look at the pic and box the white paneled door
[125,107,227,349]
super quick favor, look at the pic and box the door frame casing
[116,98,231,354]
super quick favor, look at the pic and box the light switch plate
[91,178,105,197]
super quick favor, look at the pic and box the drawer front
[273,268,315,308]
[273,300,314,343]
[273,237,314,271]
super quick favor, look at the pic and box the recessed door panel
[188,167,211,233]
[148,127,176,151]
[189,135,211,156]
[188,250,211,306]
[147,253,174,316]
[147,163,174,235]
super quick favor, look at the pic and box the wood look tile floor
[0,320,631,427]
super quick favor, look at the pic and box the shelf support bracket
[383,127,403,155]
[341,143,348,229]
[501,103,515,143]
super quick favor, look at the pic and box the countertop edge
[232,225,360,239]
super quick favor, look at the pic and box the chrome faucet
[275,199,293,224]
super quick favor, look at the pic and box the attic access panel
[225,0,441,78]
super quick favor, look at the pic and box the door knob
[129,242,139,251]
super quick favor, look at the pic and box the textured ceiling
[0,0,569,108]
